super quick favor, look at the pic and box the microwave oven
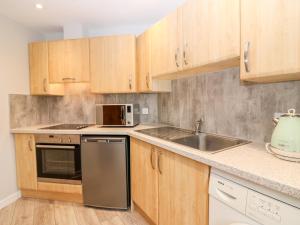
[96,104,140,127]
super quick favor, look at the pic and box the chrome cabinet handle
[146,73,150,89]
[28,138,32,151]
[158,152,163,174]
[150,147,155,170]
[244,42,250,72]
[183,43,188,66]
[43,78,48,93]
[129,75,132,90]
[174,48,180,68]
[62,77,76,82]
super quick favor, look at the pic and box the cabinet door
[90,35,136,93]
[29,42,64,96]
[240,0,300,82]
[130,138,158,224]
[150,9,181,78]
[137,31,151,92]
[137,32,172,93]
[158,148,209,225]
[182,0,240,70]
[48,39,90,83]
[14,134,37,190]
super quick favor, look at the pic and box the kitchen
[1,0,300,225]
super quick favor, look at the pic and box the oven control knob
[59,138,63,143]
[68,137,71,143]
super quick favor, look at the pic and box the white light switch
[142,108,149,115]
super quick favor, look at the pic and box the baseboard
[0,191,21,210]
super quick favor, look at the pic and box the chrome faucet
[195,118,204,135]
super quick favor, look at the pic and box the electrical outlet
[142,107,149,115]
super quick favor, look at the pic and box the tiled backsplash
[10,67,300,143]
[10,89,159,128]
[158,67,300,143]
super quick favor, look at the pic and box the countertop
[11,124,300,200]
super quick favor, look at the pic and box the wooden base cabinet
[15,134,37,190]
[14,134,83,203]
[131,138,209,225]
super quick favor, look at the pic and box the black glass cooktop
[41,124,91,130]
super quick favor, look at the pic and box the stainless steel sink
[172,133,250,153]
[136,127,250,153]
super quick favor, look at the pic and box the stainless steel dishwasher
[81,136,130,209]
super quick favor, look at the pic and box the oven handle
[36,144,76,149]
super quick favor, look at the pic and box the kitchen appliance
[209,169,300,225]
[81,136,130,209]
[266,108,300,162]
[96,104,140,127]
[35,134,81,184]
[41,124,91,130]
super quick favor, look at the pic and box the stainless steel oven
[96,104,140,127]
[35,134,81,184]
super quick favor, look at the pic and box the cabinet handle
[129,75,132,90]
[62,77,76,82]
[244,41,250,72]
[28,139,32,152]
[150,148,155,170]
[43,78,48,93]
[174,48,180,68]
[146,73,150,89]
[183,43,188,66]
[158,152,163,174]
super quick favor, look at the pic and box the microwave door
[103,105,126,126]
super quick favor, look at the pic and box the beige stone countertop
[11,124,300,200]
[10,124,161,135]
[130,131,300,200]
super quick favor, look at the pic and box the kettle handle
[273,117,279,125]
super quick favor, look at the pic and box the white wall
[0,15,41,204]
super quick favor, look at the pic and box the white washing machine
[209,169,300,225]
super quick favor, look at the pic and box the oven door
[36,144,81,184]
[101,105,126,126]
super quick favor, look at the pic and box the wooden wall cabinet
[181,0,240,72]
[90,35,136,93]
[48,38,90,83]
[136,31,171,93]
[240,0,300,83]
[29,42,64,96]
[149,0,240,79]
[131,138,209,225]
[15,134,37,190]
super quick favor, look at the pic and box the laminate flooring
[0,198,149,225]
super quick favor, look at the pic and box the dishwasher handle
[82,137,126,144]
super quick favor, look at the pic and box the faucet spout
[195,118,204,135]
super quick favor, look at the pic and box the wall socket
[142,107,149,115]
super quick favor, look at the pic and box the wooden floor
[0,198,149,225]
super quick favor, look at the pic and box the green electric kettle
[266,109,300,162]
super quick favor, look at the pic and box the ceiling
[0,0,185,35]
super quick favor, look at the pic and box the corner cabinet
[240,0,300,83]
[90,35,136,93]
[136,31,171,93]
[29,42,64,96]
[131,138,209,225]
[48,38,90,83]
[14,134,37,190]
[149,0,240,79]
